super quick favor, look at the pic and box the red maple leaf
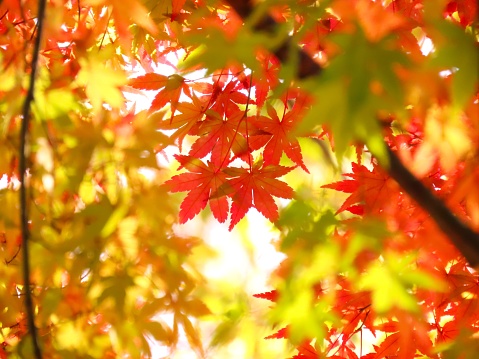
[208,79,251,117]
[188,110,250,168]
[254,51,280,108]
[253,290,279,302]
[222,162,294,230]
[164,155,228,223]
[129,73,191,116]
[265,327,288,339]
[171,0,187,22]
[292,342,320,359]
[371,332,400,358]
[250,102,309,172]
[322,162,394,215]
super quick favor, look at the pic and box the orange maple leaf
[129,73,191,116]
[356,0,405,42]
[155,96,208,150]
[254,52,280,108]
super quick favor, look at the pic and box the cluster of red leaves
[252,112,479,358]
[256,255,478,359]
[129,70,311,230]
[254,283,373,359]
[240,0,479,351]
[138,0,479,355]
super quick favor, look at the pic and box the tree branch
[223,0,479,268]
[19,0,47,358]
[383,148,479,267]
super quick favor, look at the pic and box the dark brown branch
[384,148,479,267]
[233,0,321,79]
[224,0,479,268]
[19,0,47,358]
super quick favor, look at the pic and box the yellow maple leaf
[84,0,158,36]
[77,55,127,111]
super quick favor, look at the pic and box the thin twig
[5,245,21,264]
[223,0,479,268]
[19,0,47,358]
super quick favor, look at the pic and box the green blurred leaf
[429,20,479,109]
[357,252,446,313]
[300,30,408,161]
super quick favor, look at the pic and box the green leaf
[357,252,446,313]
[357,260,419,313]
[179,26,284,74]
[33,88,79,121]
[299,30,407,162]
[429,20,479,109]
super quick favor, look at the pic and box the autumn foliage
[0,0,478,358]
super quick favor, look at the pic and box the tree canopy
[0,0,478,358]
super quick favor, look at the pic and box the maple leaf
[265,327,288,339]
[152,95,208,150]
[291,342,320,359]
[253,51,280,108]
[356,0,406,42]
[328,309,369,351]
[222,162,294,230]
[188,110,250,167]
[253,290,279,302]
[129,73,191,116]
[371,333,400,358]
[449,0,478,27]
[250,101,309,172]
[442,260,479,300]
[322,162,394,215]
[164,155,228,223]
[84,0,157,50]
[385,0,425,26]
[171,0,187,22]
[208,80,251,117]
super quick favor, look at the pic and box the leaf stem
[19,0,47,358]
